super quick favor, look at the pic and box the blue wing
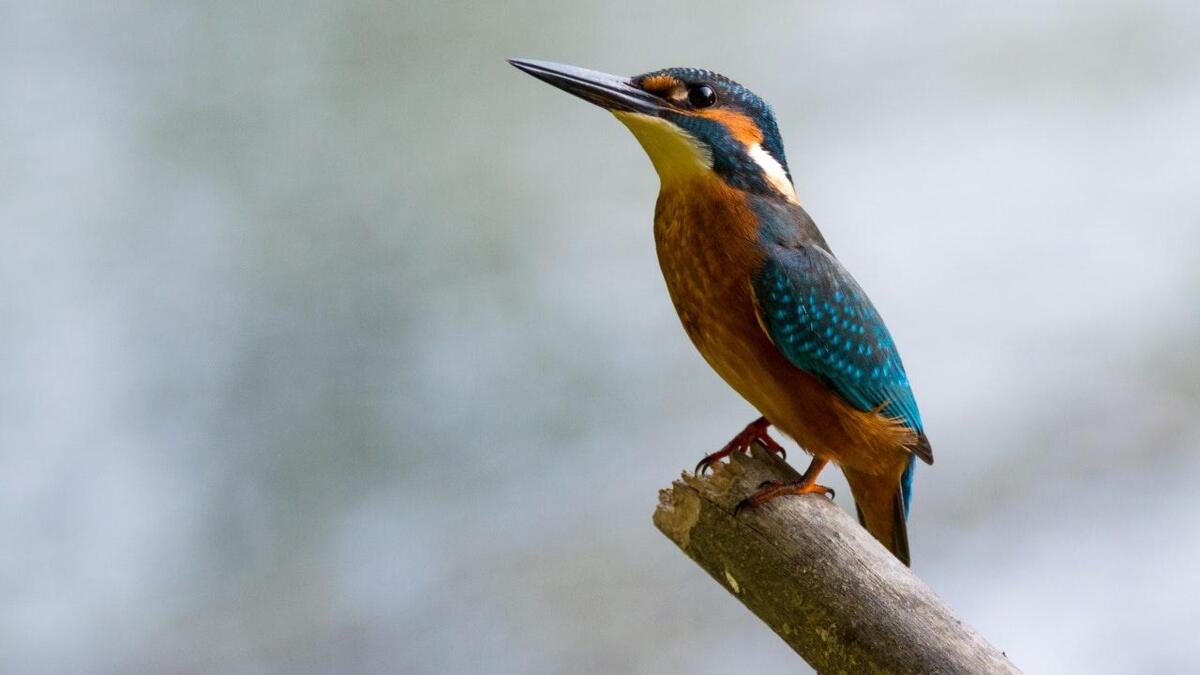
[752,243,930,464]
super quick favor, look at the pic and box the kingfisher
[509,59,933,565]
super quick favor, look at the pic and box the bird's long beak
[508,59,668,116]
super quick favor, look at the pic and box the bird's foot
[734,457,834,515]
[734,480,835,515]
[694,416,787,475]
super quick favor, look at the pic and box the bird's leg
[735,457,834,515]
[695,416,787,475]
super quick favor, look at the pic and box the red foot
[695,416,787,475]
[735,457,834,515]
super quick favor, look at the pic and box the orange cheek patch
[639,74,681,94]
[696,109,763,146]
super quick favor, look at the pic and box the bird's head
[509,59,796,203]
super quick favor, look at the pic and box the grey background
[3,1,1199,673]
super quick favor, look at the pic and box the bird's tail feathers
[845,467,910,567]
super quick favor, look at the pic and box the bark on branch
[652,445,1020,674]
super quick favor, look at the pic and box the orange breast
[653,177,912,475]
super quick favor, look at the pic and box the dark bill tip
[507,58,667,116]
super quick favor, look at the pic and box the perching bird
[509,59,933,566]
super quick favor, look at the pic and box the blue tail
[900,454,916,519]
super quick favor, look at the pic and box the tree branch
[653,445,1020,674]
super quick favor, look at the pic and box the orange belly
[654,178,912,476]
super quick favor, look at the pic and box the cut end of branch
[653,483,701,550]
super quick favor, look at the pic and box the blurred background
[3,0,1199,672]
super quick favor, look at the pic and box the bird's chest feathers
[653,182,766,369]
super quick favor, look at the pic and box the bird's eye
[688,84,716,108]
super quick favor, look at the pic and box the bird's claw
[734,479,835,516]
[695,417,787,476]
[760,436,787,461]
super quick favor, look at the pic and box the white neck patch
[747,143,798,203]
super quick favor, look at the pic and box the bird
[508,59,933,566]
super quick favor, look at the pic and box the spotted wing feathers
[752,244,932,465]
